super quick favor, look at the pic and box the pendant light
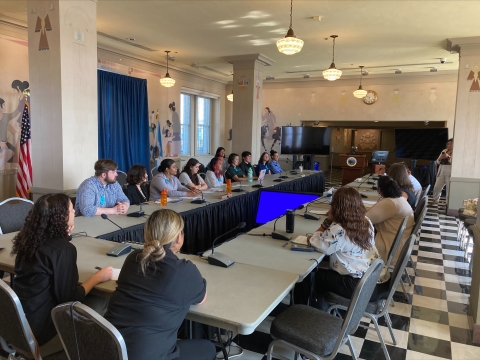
[160,50,175,88]
[323,35,342,81]
[353,66,368,98]
[227,90,233,102]
[276,0,304,55]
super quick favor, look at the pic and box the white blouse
[309,218,383,279]
[205,170,224,188]
[178,172,205,188]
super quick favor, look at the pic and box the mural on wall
[354,129,379,151]
[34,4,54,51]
[261,107,281,153]
[168,102,181,157]
[238,76,249,91]
[467,64,479,91]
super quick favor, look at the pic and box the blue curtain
[98,70,149,173]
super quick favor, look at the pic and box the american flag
[16,102,32,198]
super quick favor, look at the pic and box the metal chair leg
[347,335,359,360]
[384,312,397,345]
[404,269,412,286]
[370,317,391,360]
[400,281,409,301]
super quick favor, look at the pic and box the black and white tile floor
[226,170,479,360]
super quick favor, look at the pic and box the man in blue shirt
[75,159,130,217]
[270,150,283,174]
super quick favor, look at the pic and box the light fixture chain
[359,67,363,86]
[332,37,335,63]
[290,0,293,29]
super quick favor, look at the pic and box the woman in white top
[205,157,224,188]
[178,158,208,191]
[149,159,198,200]
[432,138,453,204]
[306,187,385,309]
[366,176,414,264]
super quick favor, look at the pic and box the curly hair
[388,163,413,190]
[11,193,71,260]
[126,164,147,185]
[138,209,184,275]
[181,158,201,186]
[377,176,402,198]
[330,187,372,251]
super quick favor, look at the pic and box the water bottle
[226,179,232,194]
[313,162,320,171]
[161,189,168,206]
[247,167,253,182]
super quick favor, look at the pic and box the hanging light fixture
[227,90,233,102]
[160,50,175,88]
[323,35,342,81]
[276,0,304,55]
[353,66,368,98]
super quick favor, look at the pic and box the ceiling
[1,1,479,82]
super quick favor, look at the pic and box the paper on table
[309,209,328,215]
[203,188,223,194]
[291,235,309,246]
[153,198,183,204]
[112,268,121,281]
[181,196,201,200]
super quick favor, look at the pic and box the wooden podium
[339,154,367,185]
[372,164,386,175]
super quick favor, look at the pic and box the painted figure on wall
[169,102,181,157]
[262,107,276,140]
[261,107,281,153]
[162,119,174,157]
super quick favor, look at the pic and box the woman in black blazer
[124,165,149,205]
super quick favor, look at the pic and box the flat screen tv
[255,189,319,225]
[281,126,331,155]
[395,128,448,161]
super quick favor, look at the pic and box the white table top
[0,233,297,335]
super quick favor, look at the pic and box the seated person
[269,150,283,174]
[12,194,113,355]
[150,159,198,200]
[305,187,387,310]
[406,165,422,193]
[238,151,257,179]
[205,157,224,188]
[178,158,208,191]
[388,163,416,209]
[257,152,271,175]
[105,209,215,360]
[75,159,130,217]
[366,176,414,263]
[123,164,149,205]
[207,147,226,172]
[225,153,248,182]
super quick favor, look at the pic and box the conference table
[73,170,325,254]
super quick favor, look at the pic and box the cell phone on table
[291,244,314,252]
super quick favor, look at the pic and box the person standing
[432,138,453,204]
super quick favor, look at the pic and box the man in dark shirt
[238,151,257,179]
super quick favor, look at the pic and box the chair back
[414,195,427,222]
[411,203,428,237]
[51,302,128,360]
[388,235,416,297]
[116,171,127,186]
[385,216,409,268]
[151,167,159,179]
[144,182,151,201]
[0,197,34,235]
[420,184,431,199]
[332,259,383,349]
[0,279,40,359]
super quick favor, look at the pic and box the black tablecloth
[97,172,325,254]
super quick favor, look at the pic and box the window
[180,92,213,155]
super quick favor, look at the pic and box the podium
[372,164,386,175]
[339,154,367,185]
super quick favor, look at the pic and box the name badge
[165,179,170,185]
[100,195,106,206]
[218,177,222,182]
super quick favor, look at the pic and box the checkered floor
[226,170,479,360]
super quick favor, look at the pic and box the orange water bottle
[226,179,232,194]
[161,189,168,206]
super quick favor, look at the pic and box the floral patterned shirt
[309,218,382,278]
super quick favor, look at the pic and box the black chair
[116,171,127,186]
[414,196,427,223]
[151,167,159,179]
[266,259,384,360]
[51,302,128,360]
[0,197,34,235]
[325,235,416,360]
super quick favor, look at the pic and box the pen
[95,266,102,270]
[282,241,289,248]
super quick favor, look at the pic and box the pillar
[222,54,274,162]
[27,0,98,198]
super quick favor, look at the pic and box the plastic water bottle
[226,179,232,194]
[313,162,320,171]
[247,167,253,182]
[161,189,168,206]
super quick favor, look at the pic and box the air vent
[97,32,158,52]
[266,76,275,80]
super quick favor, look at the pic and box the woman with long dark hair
[205,157,225,188]
[366,176,414,263]
[150,159,198,200]
[179,158,208,190]
[225,153,248,182]
[123,164,149,204]
[105,209,215,360]
[207,147,226,172]
[257,151,271,175]
[306,187,385,309]
[12,194,113,355]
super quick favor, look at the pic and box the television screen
[395,128,448,161]
[372,150,389,163]
[281,126,331,155]
[255,189,319,225]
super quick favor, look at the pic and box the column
[27,0,98,198]
[447,37,480,343]
[222,54,274,162]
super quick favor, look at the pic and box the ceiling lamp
[160,50,175,88]
[323,35,342,81]
[276,0,304,55]
[353,66,368,98]
[227,91,233,102]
